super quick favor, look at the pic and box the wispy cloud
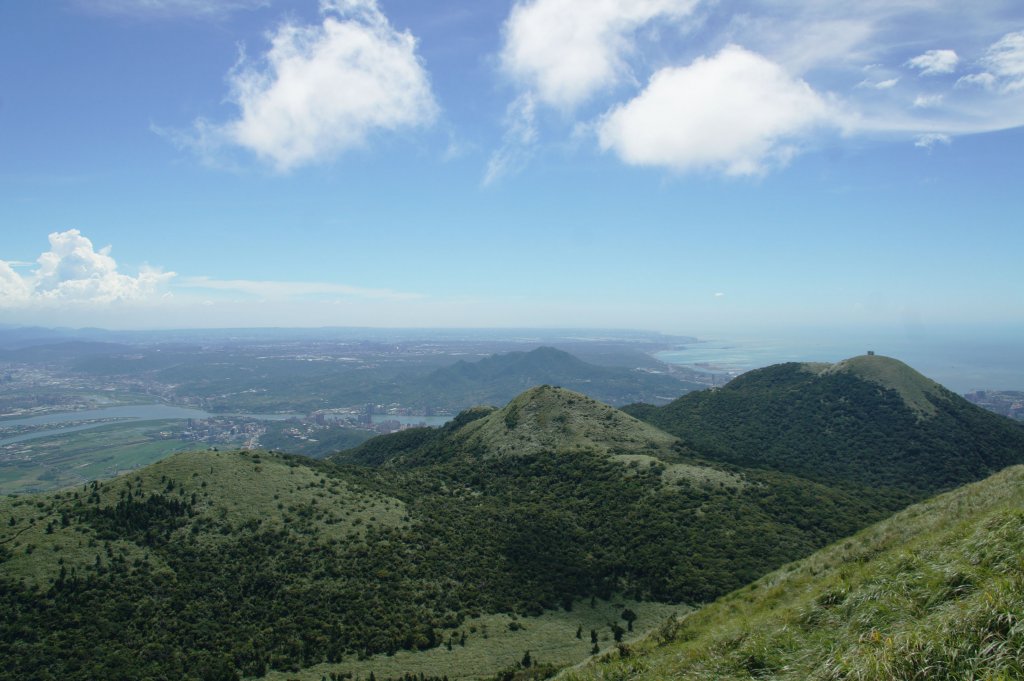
[980,31,1024,93]
[0,230,175,308]
[906,49,959,76]
[483,93,538,186]
[914,133,951,149]
[178,276,423,301]
[77,0,270,19]
[913,93,944,108]
[171,0,437,171]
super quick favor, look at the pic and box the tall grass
[562,466,1024,681]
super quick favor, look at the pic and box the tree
[621,608,637,632]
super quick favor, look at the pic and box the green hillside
[561,464,1024,681]
[1,387,887,680]
[623,354,1024,499]
[4,358,1022,681]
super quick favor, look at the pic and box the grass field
[0,420,196,494]
[263,597,686,681]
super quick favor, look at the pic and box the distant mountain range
[2,353,1022,680]
[413,346,701,407]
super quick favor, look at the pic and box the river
[0,405,296,447]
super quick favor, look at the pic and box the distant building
[867,350,875,356]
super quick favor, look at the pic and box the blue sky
[1,0,1022,336]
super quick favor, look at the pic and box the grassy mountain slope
[0,450,416,679]
[453,385,679,458]
[623,354,1024,498]
[2,385,889,680]
[562,464,1024,681]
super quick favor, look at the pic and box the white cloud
[956,72,997,90]
[914,133,951,148]
[178,275,422,301]
[906,49,959,76]
[0,261,32,304]
[980,31,1024,92]
[598,45,833,175]
[499,0,699,110]
[78,0,269,18]
[913,93,943,108]
[483,94,538,186]
[184,0,437,171]
[0,230,175,308]
[857,77,900,90]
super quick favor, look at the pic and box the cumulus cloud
[906,49,959,76]
[500,0,699,111]
[598,46,833,175]
[183,0,437,171]
[0,230,175,308]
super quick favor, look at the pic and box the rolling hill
[3,355,1023,680]
[623,354,1024,499]
[562,463,1024,680]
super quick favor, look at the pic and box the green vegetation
[3,357,1023,681]
[561,464,1024,681]
[262,599,683,681]
[0,386,881,680]
[259,420,376,458]
[623,355,1024,499]
[0,420,195,494]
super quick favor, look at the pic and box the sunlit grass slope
[561,464,1024,681]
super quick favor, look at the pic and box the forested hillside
[563,464,1024,680]
[624,355,1024,498]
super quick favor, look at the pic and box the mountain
[2,388,884,680]
[563,463,1024,681]
[623,354,1024,499]
[3,356,1022,680]
[414,346,701,407]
